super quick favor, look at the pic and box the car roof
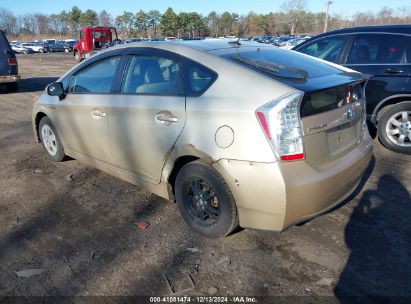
[121,39,270,53]
[310,24,411,40]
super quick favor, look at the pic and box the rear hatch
[224,47,367,166]
[0,31,18,76]
[300,81,366,166]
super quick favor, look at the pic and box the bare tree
[98,10,113,27]
[21,14,38,34]
[0,8,18,35]
[35,14,49,35]
[377,7,393,25]
[281,0,307,35]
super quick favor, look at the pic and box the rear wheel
[175,160,239,238]
[378,102,411,154]
[39,116,66,162]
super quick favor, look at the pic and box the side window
[347,34,408,64]
[121,55,182,95]
[184,60,218,95]
[80,30,84,39]
[298,36,346,63]
[69,56,121,93]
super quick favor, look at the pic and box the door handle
[91,109,106,120]
[385,68,403,74]
[155,113,178,123]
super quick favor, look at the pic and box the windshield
[225,48,342,81]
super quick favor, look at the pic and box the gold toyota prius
[32,40,372,238]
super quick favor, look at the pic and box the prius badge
[346,107,354,121]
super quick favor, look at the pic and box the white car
[11,44,33,54]
[21,43,46,53]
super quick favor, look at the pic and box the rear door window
[69,56,121,93]
[297,36,346,63]
[346,34,410,64]
[121,55,183,95]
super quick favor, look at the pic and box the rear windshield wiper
[231,55,308,81]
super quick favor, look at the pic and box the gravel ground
[0,52,410,301]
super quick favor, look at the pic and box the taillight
[8,58,17,65]
[256,92,305,161]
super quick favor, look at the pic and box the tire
[377,101,411,154]
[39,116,66,162]
[74,52,82,63]
[23,50,28,54]
[6,82,18,92]
[175,160,239,238]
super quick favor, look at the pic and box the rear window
[300,82,364,117]
[225,48,341,80]
[0,32,11,48]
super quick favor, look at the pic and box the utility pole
[324,1,333,33]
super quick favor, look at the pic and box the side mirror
[47,82,65,100]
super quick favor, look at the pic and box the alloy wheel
[385,110,411,147]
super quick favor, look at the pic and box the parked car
[0,30,20,91]
[43,39,56,44]
[48,42,66,52]
[21,42,46,53]
[293,25,411,154]
[32,40,372,237]
[125,38,142,43]
[30,41,50,52]
[11,44,34,54]
[63,40,77,52]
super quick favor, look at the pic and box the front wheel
[175,160,239,238]
[39,116,66,162]
[377,102,411,154]
[74,51,82,62]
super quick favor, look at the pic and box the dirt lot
[0,53,410,301]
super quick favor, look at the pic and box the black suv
[0,30,20,92]
[293,25,411,154]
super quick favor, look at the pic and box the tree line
[1,0,411,39]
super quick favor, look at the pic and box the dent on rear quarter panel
[212,159,287,231]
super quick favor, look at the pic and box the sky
[1,0,409,18]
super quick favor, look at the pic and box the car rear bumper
[280,130,372,229]
[213,130,373,232]
[0,75,20,84]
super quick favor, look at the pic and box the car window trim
[344,63,411,66]
[118,49,186,97]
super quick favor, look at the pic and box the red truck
[73,27,119,62]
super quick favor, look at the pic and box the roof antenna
[229,16,250,47]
